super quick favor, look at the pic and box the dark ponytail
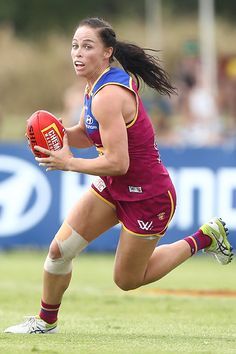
[78,17,176,96]
[114,42,175,96]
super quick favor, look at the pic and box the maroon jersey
[84,66,173,201]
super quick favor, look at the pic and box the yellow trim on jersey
[158,190,175,235]
[126,77,139,128]
[85,66,111,97]
[90,187,116,209]
[96,146,104,156]
[93,79,139,129]
[93,82,135,96]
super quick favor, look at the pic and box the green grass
[0,251,236,354]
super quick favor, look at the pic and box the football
[26,110,65,158]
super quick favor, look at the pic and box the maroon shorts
[91,177,176,237]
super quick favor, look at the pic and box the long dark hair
[78,17,176,96]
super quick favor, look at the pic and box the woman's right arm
[65,108,93,149]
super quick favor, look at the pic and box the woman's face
[71,26,112,81]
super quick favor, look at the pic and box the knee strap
[44,222,88,275]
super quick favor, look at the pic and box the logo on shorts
[93,177,106,192]
[137,220,153,231]
[157,212,165,220]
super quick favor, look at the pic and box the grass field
[0,251,236,354]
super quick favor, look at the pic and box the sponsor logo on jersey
[154,139,158,150]
[86,116,93,125]
[85,115,97,130]
[93,177,106,192]
[154,138,161,163]
[137,220,153,231]
[128,186,143,193]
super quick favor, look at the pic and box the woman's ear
[104,47,113,60]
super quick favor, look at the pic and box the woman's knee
[113,274,141,291]
[48,239,61,259]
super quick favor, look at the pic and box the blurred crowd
[62,40,236,148]
[155,40,236,147]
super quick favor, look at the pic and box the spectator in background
[174,39,223,146]
[143,93,179,146]
[177,39,201,82]
[176,73,223,146]
[0,108,2,139]
[218,55,236,146]
[62,80,86,127]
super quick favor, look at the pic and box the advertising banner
[0,143,235,251]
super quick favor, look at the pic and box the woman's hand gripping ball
[35,133,73,171]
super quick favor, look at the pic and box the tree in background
[0,0,235,37]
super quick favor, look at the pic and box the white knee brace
[44,223,88,275]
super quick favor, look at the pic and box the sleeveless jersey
[84,66,173,201]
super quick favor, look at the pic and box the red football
[26,110,65,158]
